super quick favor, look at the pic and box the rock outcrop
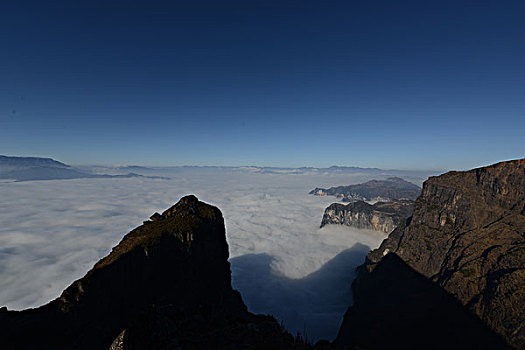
[309,177,421,202]
[0,195,307,350]
[348,158,525,349]
[320,200,414,233]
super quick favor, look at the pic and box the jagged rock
[0,195,308,350]
[320,200,414,233]
[309,177,421,202]
[363,158,525,348]
[149,212,163,222]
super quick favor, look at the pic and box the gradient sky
[1,0,524,170]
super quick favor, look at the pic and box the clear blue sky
[1,0,524,170]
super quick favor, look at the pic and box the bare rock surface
[363,158,525,348]
[320,199,414,233]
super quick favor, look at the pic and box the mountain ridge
[310,177,421,202]
[351,157,525,348]
[0,155,169,181]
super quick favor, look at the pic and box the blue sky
[1,0,524,170]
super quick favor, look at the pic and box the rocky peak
[161,194,207,217]
[0,196,308,350]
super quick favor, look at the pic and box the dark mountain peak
[161,194,218,220]
[83,195,225,278]
[1,196,302,349]
[0,196,311,349]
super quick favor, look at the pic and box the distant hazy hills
[310,177,421,202]
[0,156,69,169]
[0,155,168,182]
[0,155,437,183]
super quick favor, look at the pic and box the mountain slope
[360,158,525,348]
[310,177,421,201]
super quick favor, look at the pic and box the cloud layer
[0,167,425,340]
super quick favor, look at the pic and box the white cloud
[0,168,423,341]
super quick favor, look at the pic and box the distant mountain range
[0,155,169,182]
[310,177,421,202]
[0,155,439,183]
[238,165,435,179]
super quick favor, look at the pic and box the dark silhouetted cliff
[0,196,307,350]
[339,158,525,349]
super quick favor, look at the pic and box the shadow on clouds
[230,243,370,342]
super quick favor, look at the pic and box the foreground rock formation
[339,158,525,349]
[0,196,307,350]
[310,177,421,202]
[320,199,414,233]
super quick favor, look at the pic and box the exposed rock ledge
[320,199,414,233]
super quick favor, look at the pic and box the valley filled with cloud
[0,167,429,340]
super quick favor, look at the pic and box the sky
[1,0,524,169]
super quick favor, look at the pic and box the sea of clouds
[0,167,430,341]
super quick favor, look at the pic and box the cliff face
[364,159,525,348]
[0,196,305,350]
[320,200,414,233]
[310,177,421,202]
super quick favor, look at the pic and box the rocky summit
[0,195,308,350]
[353,158,525,349]
[320,199,414,233]
[309,177,421,202]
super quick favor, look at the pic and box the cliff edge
[320,199,414,233]
[348,158,525,349]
